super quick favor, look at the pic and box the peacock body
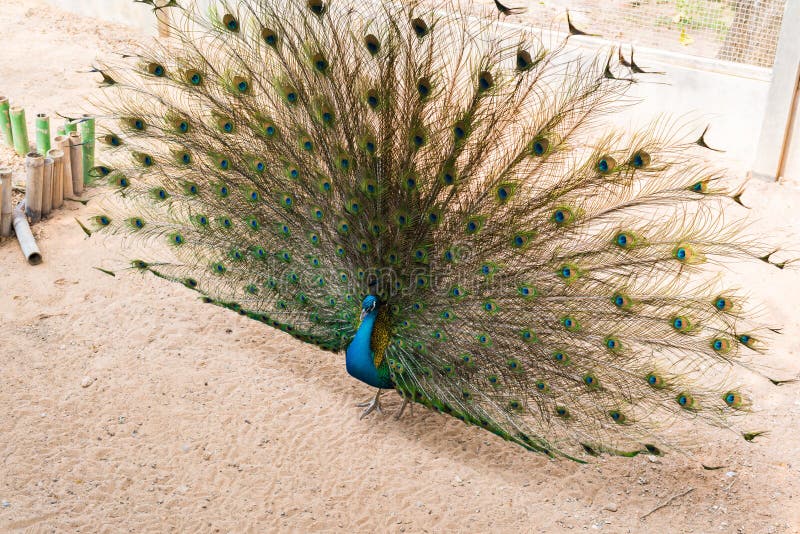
[90,0,785,460]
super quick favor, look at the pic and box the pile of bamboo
[0,96,96,265]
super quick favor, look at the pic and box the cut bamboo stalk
[57,126,66,136]
[42,157,54,217]
[64,119,78,134]
[25,152,44,223]
[68,131,83,196]
[36,113,51,154]
[80,115,95,185]
[10,106,29,156]
[56,135,74,199]
[48,148,64,210]
[13,201,42,265]
[0,167,12,237]
[0,96,13,148]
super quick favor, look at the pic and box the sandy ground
[1,1,800,532]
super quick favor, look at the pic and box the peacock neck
[346,311,393,389]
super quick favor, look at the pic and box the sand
[1,1,799,532]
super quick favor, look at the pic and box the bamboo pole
[10,106,29,156]
[56,135,74,199]
[68,131,83,196]
[64,119,78,134]
[56,126,66,136]
[42,157,53,217]
[48,148,64,210]
[80,115,95,185]
[13,201,42,265]
[0,96,13,148]
[35,113,51,155]
[0,167,12,237]
[25,152,44,223]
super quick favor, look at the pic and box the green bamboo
[36,113,51,154]
[64,119,78,134]
[9,106,29,156]
[80,115,95,184]
[0,96,13,148]
[56,126,66,136]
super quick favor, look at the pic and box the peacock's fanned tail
[90,0,783,459]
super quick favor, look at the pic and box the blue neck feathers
[346,310,390,388]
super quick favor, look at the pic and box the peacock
[87,0,788,461]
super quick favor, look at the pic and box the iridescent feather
[88,0,788,460]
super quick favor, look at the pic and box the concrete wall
[46,0,164,35]
[600,47,770,169]
[44,0,772,168]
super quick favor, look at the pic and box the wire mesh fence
[473,0,787,68]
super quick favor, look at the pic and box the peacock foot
[356,388,383,419]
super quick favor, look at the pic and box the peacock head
[360,295,380,321]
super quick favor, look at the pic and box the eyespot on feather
[516,50,533,71]
[676,392,696,410]
[307,0,326,16]
[366,89,381,109]
[132,151,154,167]
[411,18,429,38]
[216,115,235,134]
[184,69,203,86]
[364,34,381,55]
[630,150,651,168]
[711,337,731,353]
[530,137,550,156]
[222,14,239,32]
[673,242,703,264]
[417,77,432,100]
[146,62,166,77]
[609,410,626,424]
[557,263,581,283]
[478,71,494,91]
[101,134,122,147]
[713,296,734,312]
[552,206,575,226]
[723,391,743,409]
[232,76,251,94]
[612,292,633,310]
[645,373,665,388]
[690,179,709,193]
[596,155,617,174]
[311,53,329,74]
[671,315,692,333]
[261,28,279,46]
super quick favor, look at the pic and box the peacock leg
[394,397,412,420]
[356,388,383,419]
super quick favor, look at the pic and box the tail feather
[89,0,784,458]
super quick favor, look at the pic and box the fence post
[752,0,800,182]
